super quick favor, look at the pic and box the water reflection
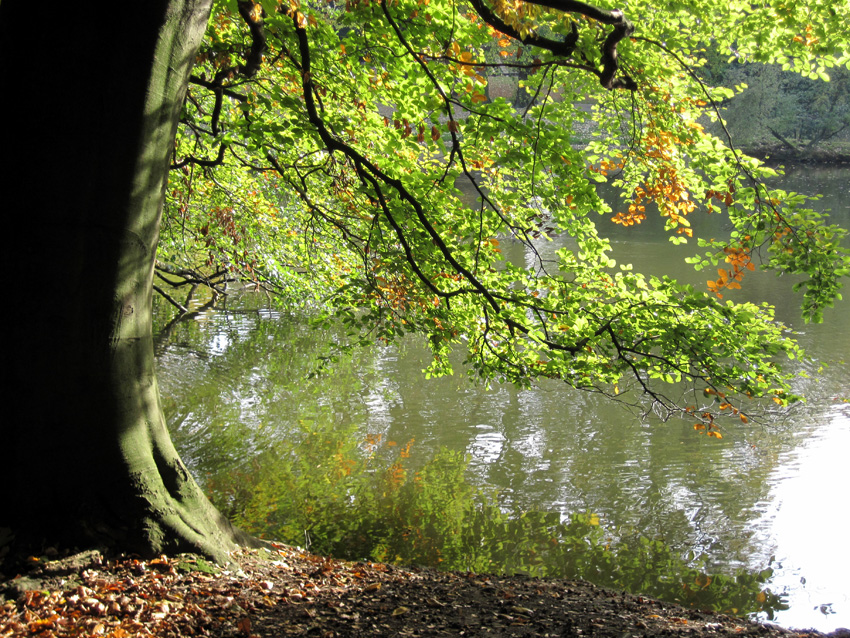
[155,165,849,632]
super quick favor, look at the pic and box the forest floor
[2,545,848,638]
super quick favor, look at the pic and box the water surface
[157,164,849,632]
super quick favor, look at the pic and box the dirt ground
[2,546,847,638]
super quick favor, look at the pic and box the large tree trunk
[0,1,254,562]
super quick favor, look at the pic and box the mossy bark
[0,1,255,562]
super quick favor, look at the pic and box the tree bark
[0,1,255,562]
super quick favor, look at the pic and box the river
[155,164,849,632]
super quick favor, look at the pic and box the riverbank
[739,142,850,165]
[3,546,847,638]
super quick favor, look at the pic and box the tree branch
[468,0,636,90]
[171,143,227,169]
[236,0,266,78]
[293,14,503,312]
[153,284,189,314]
[766,126,800,152]
[467,0,580,58]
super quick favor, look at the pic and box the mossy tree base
[0,1,254,563]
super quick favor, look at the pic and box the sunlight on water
[759,410,850,632]
[469,426,506,464]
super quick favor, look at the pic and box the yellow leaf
[695,573,712,588]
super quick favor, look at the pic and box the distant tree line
[709,62,850,158]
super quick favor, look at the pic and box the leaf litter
[1,546,845,638]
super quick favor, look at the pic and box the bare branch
[153,284,189,314]
[468,0,636,90]
[171,143,227,169]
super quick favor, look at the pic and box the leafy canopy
[160,0,850,428]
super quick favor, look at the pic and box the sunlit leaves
[163,0,848,427]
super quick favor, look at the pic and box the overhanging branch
[468,0,636,90]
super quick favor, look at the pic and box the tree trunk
[0,1,255,562]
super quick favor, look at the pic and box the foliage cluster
[205,419,786,618]
[159,0,850,430]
